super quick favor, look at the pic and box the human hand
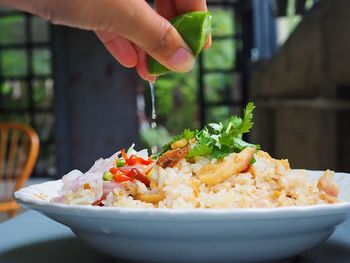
[1,0,211,82]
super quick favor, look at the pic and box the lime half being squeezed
[148,11,212,76]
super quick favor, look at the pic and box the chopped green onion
[146,169,154,178]
[103,171,113,181]
[116,159,126,167]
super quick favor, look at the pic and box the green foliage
[33,49,52,75]
[158,102,259,160]
[139,125,172,151]
[204,9,235,70]
[0,16,53,111]
[204,39,235,70]
[210,9,235,36]
[151,67,199,134]
[0,15,51,77]
[0,15,25,44]
[1,49,27,77]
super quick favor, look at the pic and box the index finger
[155,0,177,20]
[174,0,212,49]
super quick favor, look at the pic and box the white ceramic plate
[15,171,350,263]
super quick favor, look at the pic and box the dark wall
[249,0,350,172]
[52,27,140,176]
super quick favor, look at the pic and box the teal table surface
[1,210,350,263]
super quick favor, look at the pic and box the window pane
[0,15,25,44]
[32,78,54,107]
[210,8,235,36]
[35,143,57,177]
[0,113,30,123]
[0,49,27,77]
[150,69,199,134]
[0,80,28,109]
[31,17,50,43]
[0,12,54,178]
[206,106,241,123]
[204,73,241,103]
[34,112,54,142]
[32,48,51,75]
[203,39,236,70]
[33,112,57,177]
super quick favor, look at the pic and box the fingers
[96,30,155,81]
[95,31,137,68]
[173,0,212,49]
[155,0,177,20]
[174,0,208,13]
[116,0,194,73]
[134,46,157,83]
[39,0,195,73]
[14,0,197,74]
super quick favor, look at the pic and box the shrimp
[197,147,256,186]
[157,147,189,168]
[317,170,339,203]
[134,192,165,204]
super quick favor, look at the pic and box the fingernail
[167,48,194,72]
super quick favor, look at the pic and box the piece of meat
[134,192,165,204]
[171,138,188,149]
[197,147,256,186]
[317,170,339,202]
[157,147,189,168]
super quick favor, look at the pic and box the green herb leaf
[156,102,259,160]
[183,129,195,140]
[232,138,257,151]
[236,102,255,135]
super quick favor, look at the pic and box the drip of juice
[149,81,157,129]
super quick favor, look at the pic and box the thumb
[112,1,195,73]
[12,0,195,73]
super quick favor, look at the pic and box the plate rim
[14,171,350,220]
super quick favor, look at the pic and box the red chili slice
[92,199,104,206]
[120,149,128,161]
[129,168,150,187]
[114,172,133,183]
[92,195,106,206]
[126,155,137,166]
[139,158,153,165]
[127,155,153,166]
[109,167,118,174]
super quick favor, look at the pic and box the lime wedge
[148,11,212,76]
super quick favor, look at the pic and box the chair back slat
[0,123,39,210]
[14,135,34,191]
[14,136,27,185]
[5,130,20,195]
[0,130,9,184]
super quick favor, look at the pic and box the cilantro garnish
[157,102,260,160]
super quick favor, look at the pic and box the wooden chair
[0,122,39,218]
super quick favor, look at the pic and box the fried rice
[51,145,339,208]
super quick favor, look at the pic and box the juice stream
[149,81,157,154]
[149,81,157,129]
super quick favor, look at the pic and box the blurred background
[0,0,349,180]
